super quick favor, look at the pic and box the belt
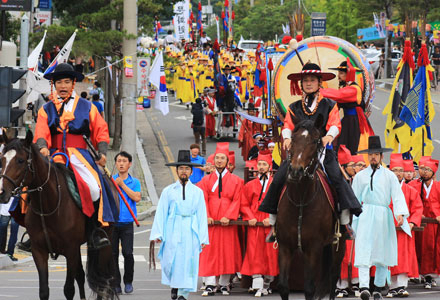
[52,133,87,150]
[343,108,357,116]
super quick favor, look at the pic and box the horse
[276,116,346,300]
[0,130,118,300]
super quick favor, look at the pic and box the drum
[271,36,375,117]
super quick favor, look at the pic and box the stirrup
[88,227,111,250]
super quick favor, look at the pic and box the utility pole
[18,14,29,137]
[250,0,254,7]
[121,0,137,160]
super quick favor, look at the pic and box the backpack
[192,103,204,126]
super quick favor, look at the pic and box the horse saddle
[56,163,82,211]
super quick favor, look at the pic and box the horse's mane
[293,119,319,134]
[2,138,25,154]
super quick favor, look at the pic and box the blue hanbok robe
[150,180,209,292]
[352,166,409,268]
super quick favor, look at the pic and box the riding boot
[86,202,111,250]
[341,224,356,240]
[265,226,276,243]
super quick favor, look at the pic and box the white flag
[44,30,78,75]
[373,13,385,39]
[149,52,169,116]
[28,30,47,73]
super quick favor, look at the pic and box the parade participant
[387,154,423,298]
[267,141,279,170]
[353,155,367,173]
[191,98,208,155]
[34,63,117,248]
[403,160,415,183]
[408,156,440,289]
[112,151,141,295]
[260,63,362,242]
[186,62,198,107]
[247,132,265,161]
[240,152,278,297]
[338,144,356,181]
[175,60,187,103]
[189,144,207,184]
[150,150,209,300]
[204,88,217,139]
[351,136,409,300]
[197,143,243,296]
[240,61,251,104]
[238,103,261,160]
[227,151,236,174]
[321,60,374,154]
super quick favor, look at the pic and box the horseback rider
[259,63,362,242]
[34,63,118,248]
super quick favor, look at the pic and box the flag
[215,16,220,41]
[149,51,169,115]
[373,13,385,39]
[197,2,203,35]
[222,10,229,33]
[28,30,47,73]
[155,20,163,42]
[44,30,77,76]
[398,43,435,162]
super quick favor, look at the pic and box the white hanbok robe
[352,166,409,268]
[150,180,209,292]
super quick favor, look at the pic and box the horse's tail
[86,245,119,300]
[315,243,334,299]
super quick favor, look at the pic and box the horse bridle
[287,137,324,181]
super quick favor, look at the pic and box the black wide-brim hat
[287,63,336,81]
[43,63,85,82]
[329,60,362,72]
[222,64,232,71]
[245,103,258,111]
[165,150,203,167]
[357,136,393,154]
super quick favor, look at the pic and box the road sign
[311,12,326,37]
[0,0,32,11]
[137,57,151,97]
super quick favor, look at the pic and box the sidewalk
[375,78,440,104]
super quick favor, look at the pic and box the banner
[137,57,151,97]
[173,0,190,41]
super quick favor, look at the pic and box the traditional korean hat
[165,150,203,167]
[389,153,404,169]
[338,145,353,166]
[229,151,235,166]
[287,63,336,96]
[329,60,362,72]
[43,63,84,82]
[418,156,431,168]
[222,64,232,71]
[329,59,362,82]
[245,103,258,111]
[214,142,229,158]
[357,136,393,154]
[403,160,415,172]
[352,155,365,163]
[422,157,439,173]
[257,150,273,166]
[253,132,263,139]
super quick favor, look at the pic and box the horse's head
[0,130,34,203]
[287,114,324,182]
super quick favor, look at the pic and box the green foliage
[0,12,21,43]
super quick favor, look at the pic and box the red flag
[190,11,194,21]
[268,58,274,71]
[221,11,225,19]
[224,0,229,7]
[198,2,202,10]
[232,11,235,20]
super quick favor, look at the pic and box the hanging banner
[137,57,151,97]
[173,0,190,41]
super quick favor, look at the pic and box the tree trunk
[385,3,393,78]
[112,66,122,150]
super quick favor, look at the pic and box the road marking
[174,115,191,121]
[80,254,146,263]
[372,104,381,111]
[434,139,440,145]
[134,229,151,235]
[0,294,18,298]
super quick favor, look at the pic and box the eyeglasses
[419,167,433,172]
[392,169,404,173]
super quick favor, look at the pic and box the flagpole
[422,127,425,156]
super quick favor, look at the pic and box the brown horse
[0,130,117,300]
[276,116,346,300]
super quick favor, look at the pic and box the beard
[370,162,379,169]
[339,80,347,88]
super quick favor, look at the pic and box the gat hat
[403,159,415,172]
[222,64,232,71]
[338,145,353,166]
[329,60,362,72]
[287,63,336,96]
[389,153,404,170]
[43,63,85,82]
[329,58,361,82]
[245,103,258,111]
[357,136,393,154]
[165,150,203,167]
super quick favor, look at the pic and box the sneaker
[202,285,215,297]
[432,279,437,287]
[360,288,371,300]
[255,289,263,297]
[7,254,18,262]
[220,286,229,295]
[248,287,255,294]
[266,288,272,294]
[336,288,349,298]
[424,281,432,289]
[124,283,133,294]
[177,296,187,300]
[200,284,206,291]
[373,291,383,300]
[171,288,178,299]
[385,289,397,298]
[114,286,122,295]
[352,285,361,297]
[396,288,409,297]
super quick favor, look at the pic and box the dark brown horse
[276,116,346,300]
[0,130,117,300]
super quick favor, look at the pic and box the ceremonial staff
[83,135,140,227]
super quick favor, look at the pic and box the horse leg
[64,248,81,300]
[303,246,323,300]
[75,253,86,300]
[32,248,50,300]
[277,244,293,300]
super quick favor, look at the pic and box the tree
[0,11,21,43]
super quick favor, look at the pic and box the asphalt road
[2,87,440,299]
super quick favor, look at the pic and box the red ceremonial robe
[238,119,262,160]
[340,240,358,280]
[240,176,279,276]
[390,182,423,277]
[197,170,243,276]
[409,180,440,275]
[205,95,217,137]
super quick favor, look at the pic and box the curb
[137,205,157,221]
[136,134,159,206]
[0,254,33,270]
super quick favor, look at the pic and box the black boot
[171,288,178,300]
[342,224,356,240]
[265,226,276,243]
[86,203,111,250]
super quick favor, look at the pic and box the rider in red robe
[238,103,262,160]
[408,156,440,289]
[240,152,278,297]
[197,142,243,296]
[204,88,217,138]
[388,154,423,297]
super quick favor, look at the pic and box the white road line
[0,295,18,298]
[78,255,146,263]
[134,229,151,235]
[434,139,440,145]
[372,104,381,111]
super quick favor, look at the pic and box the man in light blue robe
[351,136,409,300]
[150,150,209,300]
